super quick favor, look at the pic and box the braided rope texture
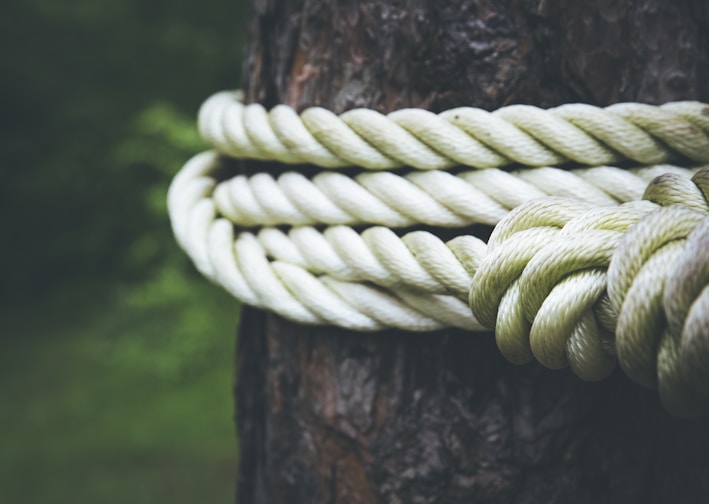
[169,91,709,416]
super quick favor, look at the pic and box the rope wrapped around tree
[168,91,709,416]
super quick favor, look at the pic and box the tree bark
[235,1,709,502]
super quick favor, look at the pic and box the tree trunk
[235,1,709,502]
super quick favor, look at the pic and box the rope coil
[169,91,709,416]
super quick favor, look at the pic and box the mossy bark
[235,1,709,502]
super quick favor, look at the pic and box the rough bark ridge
[236,1,709,503]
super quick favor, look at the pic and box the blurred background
[1,0,249,502]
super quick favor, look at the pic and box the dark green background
[1,1,249,502]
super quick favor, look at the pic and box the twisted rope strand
[179,150,695,229]
[199,91,709,170]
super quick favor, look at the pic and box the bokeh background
[1,1,249,502]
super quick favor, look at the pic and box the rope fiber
[169,91,709,416]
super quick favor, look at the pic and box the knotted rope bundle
[169,91,709,415]
[470,170,709,415]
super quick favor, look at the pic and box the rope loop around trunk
[169,91,709,416]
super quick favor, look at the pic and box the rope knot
[470,167,709,414]
[608,167,709,416]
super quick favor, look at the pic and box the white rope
[466,193,709,416]
[199,91,709,170]
[177,93,709,323]
[166,91,709,418]
[186,152,694,229]
[169,91,709,414]
[168,149,702,332]
[171,93,709,333]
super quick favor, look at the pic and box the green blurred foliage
[0,0,250,502]
[0,0,247,302]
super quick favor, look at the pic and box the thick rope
[207,156,693,228]
[169,91,709,415]
[469,170,709,416]
[199,91,709,170]
[169,151,698,330]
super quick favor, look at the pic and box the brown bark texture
[234,1,709,503]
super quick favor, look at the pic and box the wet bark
[235,1,709,502]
